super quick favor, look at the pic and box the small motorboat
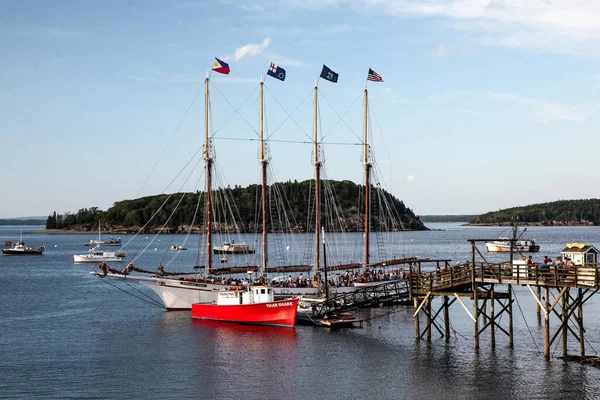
[2,240,45,256]
[485,223,540,253]
[74,245,126,263]
[212,241,255,254]
[167,245,188,251]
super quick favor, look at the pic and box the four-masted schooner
[92,65,414,309]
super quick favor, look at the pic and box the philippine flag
[212,58,230,75]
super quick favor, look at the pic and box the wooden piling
[562,289,568,358]
[579,288,585,357]
[491,286,496,348]
[426,297,432,342]
[509,285,514,347]
[444,295,450,342]
[544,286,550,359]
[537,286,542,323]
[414,297,420,341]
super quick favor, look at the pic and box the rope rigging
[137,84,204,198]
[513,288,541,354]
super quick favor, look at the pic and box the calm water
[1,224,600,399]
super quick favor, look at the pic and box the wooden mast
[205,75,213,275]
[363,88,370,268]
[313,82,321,278]
[260,78,268,280]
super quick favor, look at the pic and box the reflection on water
[1,224,600,398]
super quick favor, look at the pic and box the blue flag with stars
[267,63,286,81]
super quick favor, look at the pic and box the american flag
[367,68,383,82]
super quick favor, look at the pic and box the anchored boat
[212,241,255,254]
[2,240,45,256]
[485,224,540,252]
[75,245,126,263]
[192,286,298,328]
[167,245,188,251]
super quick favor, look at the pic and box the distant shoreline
[29,229,94,235]
[464,222,596,227]
[26,223,597,235]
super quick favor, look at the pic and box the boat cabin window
[261,289,266,294]
[267,289,272,294]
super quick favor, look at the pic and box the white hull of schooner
[93,272,362,309]
[92,273,224,310]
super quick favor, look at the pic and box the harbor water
[1,224,600,399]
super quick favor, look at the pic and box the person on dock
[554,257,563,279]
[555,256,563,266]
[527,255,533,265]
[566,257,574,267]
[541,256,550,279]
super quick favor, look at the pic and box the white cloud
[272,0,600,54]
[407,175,416,183]
[232,37,272,61]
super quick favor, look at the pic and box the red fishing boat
[191,286,298,328]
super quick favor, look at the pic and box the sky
[1,0,600,218]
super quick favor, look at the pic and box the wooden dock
[410,239,598,359]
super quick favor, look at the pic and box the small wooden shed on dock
[560,243,599,266]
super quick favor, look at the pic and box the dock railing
[411,262,600,296]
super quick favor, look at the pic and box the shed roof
[560,243,599,254]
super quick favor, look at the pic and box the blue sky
[1,0,599,218]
